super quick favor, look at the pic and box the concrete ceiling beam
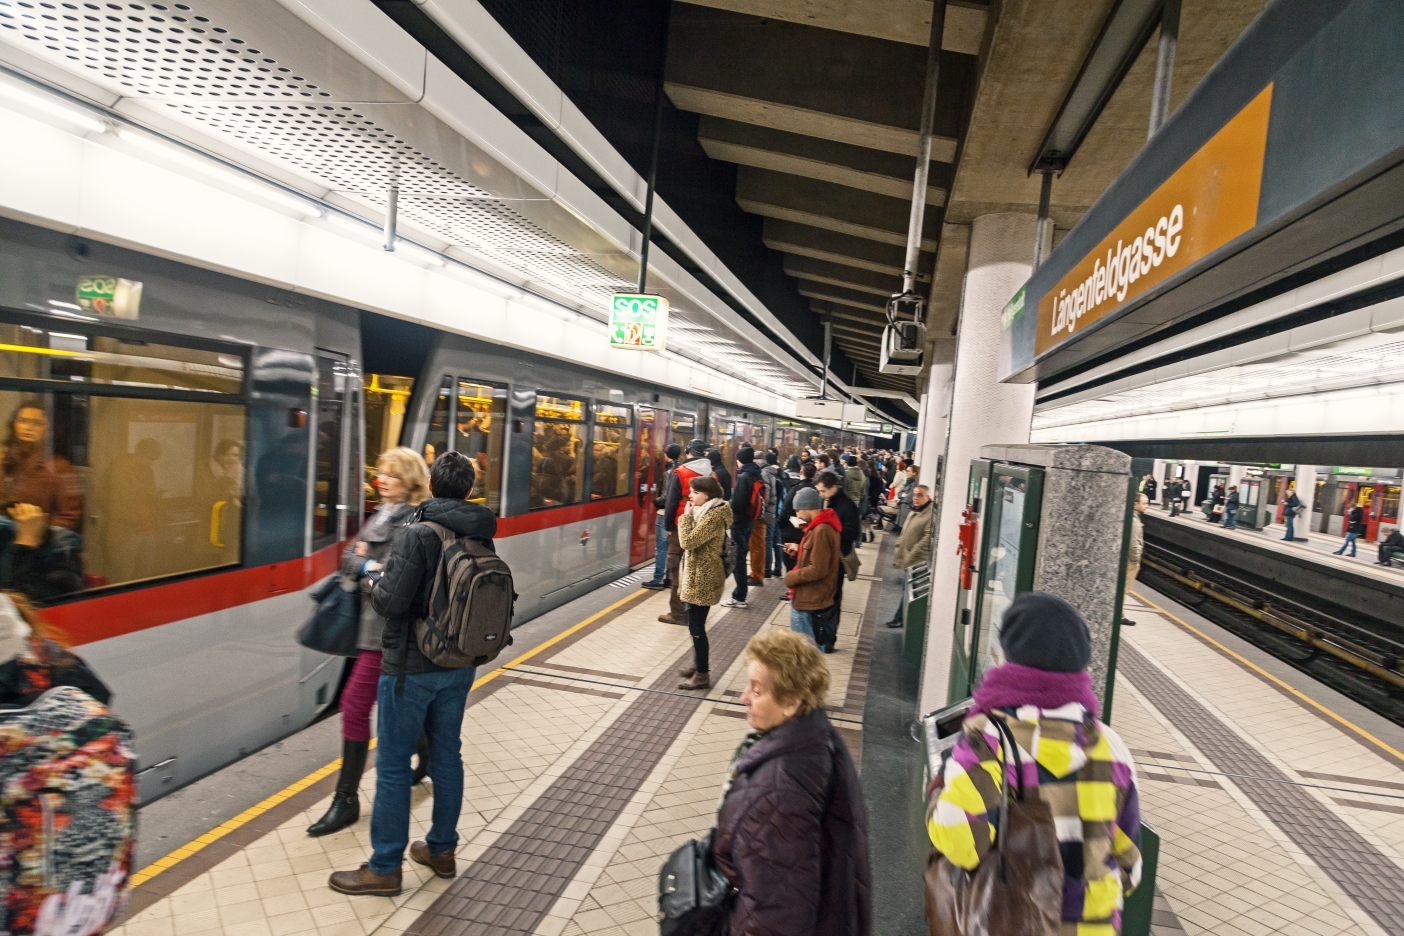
[737,167,940,250]
[666,6,970,158]
[809,301,889,327]
[763,219,931,277]
[698,117,949,203]
[783,254,904,296]
[798,285,890,314]
[675,0,988,53]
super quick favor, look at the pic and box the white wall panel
[0,109,83,230]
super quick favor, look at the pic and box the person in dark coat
[713,629,870,936]
[708,448,732,500]
[330,452,497,897]
[813,471,860,653]
[723,447,764,608]
[1337,503,1365,557]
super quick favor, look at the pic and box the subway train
[0,216,890,803]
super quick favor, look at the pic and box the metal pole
[901,0,947,296]
[1147,0,1180,139]
[1033,171,1054,269]
[821,310,832,400]
[382,186,398,251]
[637,0,674,293]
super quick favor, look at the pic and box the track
[1139,540,1404,725]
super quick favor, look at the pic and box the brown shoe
[328,864,401,896]
[410,841,456,879]
[658,614,681,624]
[678,671,710,690]
[679,665,696,678]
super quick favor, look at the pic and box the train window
[456,380,506,513]
[424,377,452,465]
[0,323,243,395]
[363,374,414,516]
[671,414,695,451]
[0,390,245,603]
[312,355,347,552]
[530,395,586,509]
[591,404,632,500]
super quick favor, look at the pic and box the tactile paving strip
[406,597,778,935]
[1121,643,1404,935]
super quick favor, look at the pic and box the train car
[0,215,894,804]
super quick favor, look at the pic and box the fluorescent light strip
[117,128,318,217]
[0,80,105,134]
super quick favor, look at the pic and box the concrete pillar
[921,213,1038,714]
[1294,464,1317,538]
[1152,459,1167,507]
[1228,464,1246,491]
[917,363,953,490]
[914,391,929,465]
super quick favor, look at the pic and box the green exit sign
[610,293,668,351]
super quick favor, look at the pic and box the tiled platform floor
[109,532,1404,936]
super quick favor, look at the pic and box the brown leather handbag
[924,716,1064,936]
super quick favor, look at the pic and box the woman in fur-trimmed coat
[675,475,733,690]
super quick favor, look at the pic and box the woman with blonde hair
[711,630,870,935]
[308,446,429,836]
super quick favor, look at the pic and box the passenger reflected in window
[2,401,82,531]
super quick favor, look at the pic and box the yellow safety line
[1129,588,1404,766]
[128,586,652,888]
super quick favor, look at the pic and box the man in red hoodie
[783,486,841,649]
[659,439,713,624]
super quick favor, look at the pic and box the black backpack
[413,521,515,670]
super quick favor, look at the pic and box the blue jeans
[369,667,476,874]
[648,512,667,583]
[1337,531,1358,556]
[790,606,815,642]
[731,522,754,601]
[1224,506,1237,529]
[766,520,783,576]
[1285,514,1296,540]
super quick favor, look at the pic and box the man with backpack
[761,451,787,579]
[722,446,765,609]
[331,451,503,896]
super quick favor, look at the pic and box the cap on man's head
[998,592,1091,673]
[666,443,682,459]
[737,446,755,464]
[792,487,823,511]
[765,451,779,465]
[687,438,708,455]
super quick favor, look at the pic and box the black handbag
[811,603,840,648]
[297,575,361,657]
[659,829,732,936]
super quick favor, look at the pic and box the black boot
[308,739,368,837]
[412,732,431,785]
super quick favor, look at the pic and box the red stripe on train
[46,497,634,647]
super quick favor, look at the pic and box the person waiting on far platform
[1337,502,1365,558]
[1379,528,1404,566]
[1224,485,1240,529]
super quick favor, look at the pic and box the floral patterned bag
[0,638,136,936]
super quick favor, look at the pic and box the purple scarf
[972,663,1099,719]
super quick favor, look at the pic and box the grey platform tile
[1121,643,1404,935]
[406,593,782,936]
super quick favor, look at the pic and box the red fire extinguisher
[956,503,979,591]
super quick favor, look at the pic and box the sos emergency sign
[609,294,668,352]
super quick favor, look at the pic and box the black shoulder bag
[658,829,732,936]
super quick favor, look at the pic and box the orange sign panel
[1035,84,1274,356]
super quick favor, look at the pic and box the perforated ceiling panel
[0,0,813,395]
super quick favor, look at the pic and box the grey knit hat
[792,487,823,511]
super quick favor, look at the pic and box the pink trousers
[341,650,382,742]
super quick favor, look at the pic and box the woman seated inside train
[2,400,82,532]
[0,502,83,603]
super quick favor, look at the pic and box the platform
[105,531,1404,936]
[1149,506,1404,585]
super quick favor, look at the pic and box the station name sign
[1032,85,1274,357]
[610,293,668,351]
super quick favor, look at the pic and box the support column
[920,213,1038,714]
[1152,459,1167,508]
[1294,464,1318,538]
[917,363,953,488]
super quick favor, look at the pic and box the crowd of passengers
[4,430,1144,935]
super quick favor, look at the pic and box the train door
[631,408,667,565]
[311,352,351,552]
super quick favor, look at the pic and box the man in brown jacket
[886,484,932,628]
[783,486,841,647]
